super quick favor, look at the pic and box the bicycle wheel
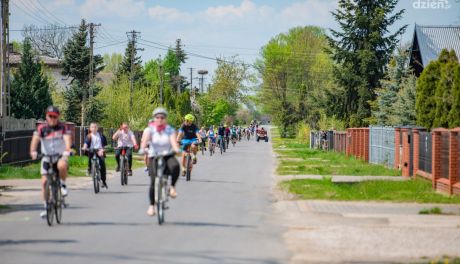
[186,154,191,181]
[156,177,164,225]
[120,157,125,186]
[123,159,129,185]
[91,162,99,193]
[220,141,223,155]
[55,183,63,224]
[45,180,54,226]
[201,142,205,155]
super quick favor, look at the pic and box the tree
[327,0,407,126]
[61,19,104,125]
[257,26,335,136]
[371,47,411,125]
[10,38,52,119]
[22,24,73,59]
[117,41,144,82]
[448,64,460,127]
[416,49,459,129]
[390,74,416,126]
[174,39,187,64]
[103,53,123,73]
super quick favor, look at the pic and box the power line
[10,25,78,32]
[11,1,50,25]
[24,0,63,25]
[34,0,68,25]
[94,40,128,50]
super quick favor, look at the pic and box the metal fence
[441,132,450,179]
[1,129,35,164]
[418,131,432,174]
[369,127,395,168]
[333,132,347,153]
[310,131,333,150]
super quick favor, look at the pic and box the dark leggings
[149,155,180,205]
[115,148,132,169]
[87,154,107,182]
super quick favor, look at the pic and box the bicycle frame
[119,147,130,185]
[41,154,65,226]
[89,149,101,193]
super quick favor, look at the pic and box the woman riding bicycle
[199,127,207,151]
[207,126,217,150]
[140,108,181,216]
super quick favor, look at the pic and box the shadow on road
[64,221,148,227]
[168,221,254,229]
[0,204,86,214]
[0,239,78,246]
[190,179,242,184]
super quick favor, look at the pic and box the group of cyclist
[29,105,258,218]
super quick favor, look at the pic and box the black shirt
[180,123,199,139]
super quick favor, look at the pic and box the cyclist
[207,125,217,151]
[224,124,230,147]
[82,122,108,188]
[112,122,138,176]
[30,106,72,218]
[140,108,181,216]
[230,125,237,144]
[199,127,207,151]
[177,114,202,176]
[217,124,225,150]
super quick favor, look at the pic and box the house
[409,24,460,77]
[9,53,115,89]
[9,52,72,90]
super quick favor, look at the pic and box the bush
[296,123,311,145]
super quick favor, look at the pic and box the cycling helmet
[184,114,195,121]
[152,107,168,117]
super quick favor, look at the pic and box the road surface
[0,134,289,264]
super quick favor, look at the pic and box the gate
[369,127,395,168]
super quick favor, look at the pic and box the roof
[413,24,460,67]
[9,53,60,67]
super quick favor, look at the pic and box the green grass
[419,207,443,215]
[0,155,144,180]
[272,129,400,176]
[281,178,460,204]
[0,204,10,210]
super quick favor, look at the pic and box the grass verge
[0,155,144,180]
[281,178,460,204]
[272,129,400,176]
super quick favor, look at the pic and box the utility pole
[126,30,142,113]
[189,67,193,95]
[1,0,9,120]
[88,22,100,99]
[159,63,163,105]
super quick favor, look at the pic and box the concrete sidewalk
[276,174,407,183]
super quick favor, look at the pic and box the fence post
[413,128,420,179]
[346,129,351,156]
[432,129,444,189]
[401,128,411,177]
[394,128,401,169]
[449,130,459,195]
[364,128,369,162]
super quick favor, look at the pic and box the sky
[8,0,460,85]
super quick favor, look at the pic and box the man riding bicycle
[198,127,207,151]
[82,122,108,188]
[140,108,181,216]
[177,114,202,176]
[217,124,225,150]
[230,125,237,142]
[113,122,138,176]
[30,106,72,218]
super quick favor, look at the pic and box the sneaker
[115,165,120,172]
[40,210,47,219]
[181,169,186,177]
[61,184,68,197]
[192,155,197,164]
[144,166,149,172]
[128,170,133,176]
[147,205,156,216]
[169,187,177,199]
[102,182,108,189]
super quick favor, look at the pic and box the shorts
[41,155,67,175]
[181,138,198,147]
[231,134,237,139]
[209,137,216,143]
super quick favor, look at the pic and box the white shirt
[90,132,103,149]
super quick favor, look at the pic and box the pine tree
[117,41,144,82]
[61,19,103,125]
[390,74,417,126]
[433,50,458,128]
[448,64,460,127]
[10,38,52,119]
[174,39,187,64]
[416,60,440,129]
[327,0,407,126]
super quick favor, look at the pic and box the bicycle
[85,148,103,193]
[119,147,130,186]
[218,136,225,154]
[209,138,216,156]
[41,154,67,226]
[200,138,207,156]
[150,151,174,225]
[231,136,237,147]
[225,136,230,150]
[247,131,251,141]
[182,143,194,181]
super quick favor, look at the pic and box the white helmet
[152,107,168,117]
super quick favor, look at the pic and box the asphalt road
[0,133,289,264]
